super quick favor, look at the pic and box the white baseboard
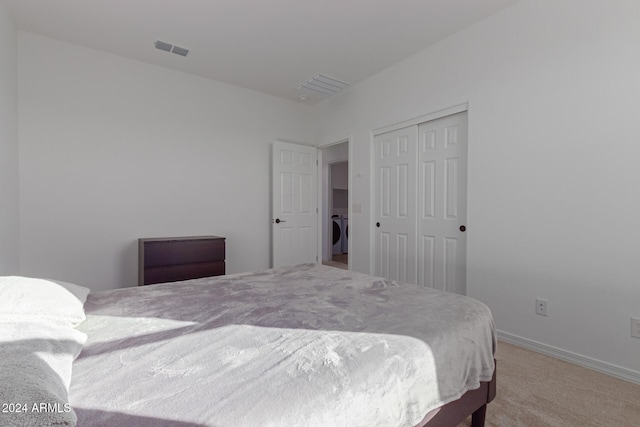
[497,330,640,385]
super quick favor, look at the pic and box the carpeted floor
[323,253,348,270]
[461,341,640,426]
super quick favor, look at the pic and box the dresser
[138,235,225,286]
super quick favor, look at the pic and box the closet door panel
[373,127,418,284]
[418,112,467,294]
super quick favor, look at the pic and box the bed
[0,264,496,427]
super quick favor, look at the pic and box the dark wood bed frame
[418,362,496,427]
[136,235,497,427]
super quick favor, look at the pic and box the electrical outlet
[631,317,640,339]
[535,298,548,316]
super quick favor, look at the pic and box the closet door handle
[459,225,466,232]
[274,218,286,224]
[376,222,381,228]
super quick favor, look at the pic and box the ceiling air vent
[155,40,189,57]
[154,40,172,52]
[171,45,189,57]
[297,74,350,96]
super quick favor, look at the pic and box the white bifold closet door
[374,112,467,294]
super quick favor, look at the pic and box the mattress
[69,263,496,427]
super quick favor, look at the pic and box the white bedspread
[69,264,495,427]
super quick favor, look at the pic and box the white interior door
[373,127,418,284]
[272,141,318,268]
[417,112,467,294]
[373,111,467,294]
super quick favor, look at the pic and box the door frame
[369,102,468,277]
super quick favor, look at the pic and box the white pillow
[0,276,90,328]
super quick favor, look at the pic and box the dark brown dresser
[138,235,225,286]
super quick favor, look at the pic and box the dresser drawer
[143,239,225,267]
[143,261,225,285]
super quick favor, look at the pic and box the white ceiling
[3,0,520,104]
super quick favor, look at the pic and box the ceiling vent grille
[297,74,350,96]
[171,46,189,57]
[154,40,172,52]
[155,40,189,57]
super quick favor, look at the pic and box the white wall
[331,162,348,190]
[18,32,315,291]
[0,3,19,274]
[314,0,640,378]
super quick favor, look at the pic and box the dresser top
[139,235,225,242]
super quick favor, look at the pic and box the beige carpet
[461,341,640,426]
[323,253,348,270]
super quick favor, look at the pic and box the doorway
[320,141,349,270]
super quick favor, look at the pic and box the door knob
[275,218,286,224]
[376,222,380,228]
[459,225,466,232]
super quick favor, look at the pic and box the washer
[331,215,343,255]
[331,215,349,255]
